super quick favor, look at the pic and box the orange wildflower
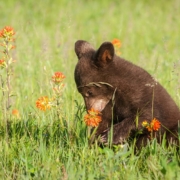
[142,118,161,132]
[84,108,102,127]
[111,38,121,55]
[151,118,161,131]
[0,26,15,39]
[52,72,65,84]
[12,109,20,118]
[0,59,5,68]
[111,38,121,48]
[36,96,51,111]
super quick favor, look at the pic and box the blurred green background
[1,0,180,108]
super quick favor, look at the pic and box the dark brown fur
[74,40,180,148]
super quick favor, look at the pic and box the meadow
[0,0,180,179]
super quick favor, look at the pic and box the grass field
[0,0,180,179]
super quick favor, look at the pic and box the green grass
[0,0,180,179]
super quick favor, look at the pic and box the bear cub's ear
[75,40,95,59]
[94,42,115,68]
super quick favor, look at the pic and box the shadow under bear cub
[74,40,180,148]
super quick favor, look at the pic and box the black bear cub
[74,40,180,148]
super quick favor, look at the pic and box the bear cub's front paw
[97,129,127,146]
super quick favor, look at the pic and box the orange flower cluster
[111,38,121,55]
[84,108,102,127]
[0,26,15,66]
[36,96,51,111]
[142,118,161,132]
[36,72,65,111]
[52,72,65,84]
[0,26,15,40]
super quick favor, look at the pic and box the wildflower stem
[5,41,11,112]
[0,26,16,142]
[0,75,5,117]
[161,123,178,139]
[88,126,98,145]
[56,97,60,118]
[0,73,9,143]
[151,87,154,119]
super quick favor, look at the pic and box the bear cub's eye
[85,91,93,97]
